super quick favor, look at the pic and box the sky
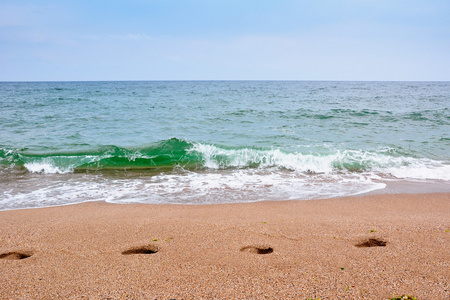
[1,0,449,81]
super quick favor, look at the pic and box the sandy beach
[0,193,449,299]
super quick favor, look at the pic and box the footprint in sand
[355,238,387,248]
[240,245,274,254]
[0,251,33,260]
[121,244,159,255]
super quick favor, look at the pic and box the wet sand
[1,193,449,299]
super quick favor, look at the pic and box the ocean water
[1,81,449,210]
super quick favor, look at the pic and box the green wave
[0,138,202,173]
[1,139,445,177]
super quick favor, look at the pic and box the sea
[1,81,449,210]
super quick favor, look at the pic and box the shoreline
[1,193,449,299]
[1,178,449,212]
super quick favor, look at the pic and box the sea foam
[24,161,68,174]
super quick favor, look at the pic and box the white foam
[24,162,68,174]
[190,143,450,181]
[1,169,388,210]
[22,154,113,174]
[386,164,450,180]
[190,143,336,173]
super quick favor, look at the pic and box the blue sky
[1,0,449,81]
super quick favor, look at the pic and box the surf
[1,138,448,182]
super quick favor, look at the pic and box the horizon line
[1,79,449,83]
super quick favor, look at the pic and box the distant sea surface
[1,81,449,210]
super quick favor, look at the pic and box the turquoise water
[1,81,449,210]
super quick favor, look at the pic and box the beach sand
[0,193,449,299]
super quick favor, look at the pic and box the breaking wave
[1,138,449,181]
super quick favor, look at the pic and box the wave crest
[1,139,449,181]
